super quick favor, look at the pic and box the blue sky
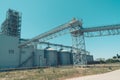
[0,0,120,59]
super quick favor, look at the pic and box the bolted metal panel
[44,48,58,66]
[34,50,46,67]
[58,50,71,65]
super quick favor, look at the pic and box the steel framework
[19,18,120,65]
[1,9,22,38]
[19,19,82,46]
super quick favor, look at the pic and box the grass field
[0,63,120,80]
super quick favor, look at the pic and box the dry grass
[0,63,120,80]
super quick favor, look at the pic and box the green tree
[113,56,117,59]
[117,54,120,58]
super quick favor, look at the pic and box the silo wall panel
[45,49,58,66]
[59,51,71,66]
[34,50,46,67]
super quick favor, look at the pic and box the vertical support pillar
[32,51,35,67]
[70,20,87,65]
[19,47,22,67]
[32,41,38,67]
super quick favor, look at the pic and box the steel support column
[71,27,87,65]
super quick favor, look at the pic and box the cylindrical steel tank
[58,50,71,65]
[44,48,58,66]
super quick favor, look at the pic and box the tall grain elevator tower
[1,9,22,38]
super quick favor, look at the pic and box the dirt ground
[66,69,120,80]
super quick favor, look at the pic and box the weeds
[0,64,119,80]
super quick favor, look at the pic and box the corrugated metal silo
[44,48,58,66]
[58,50,71,66]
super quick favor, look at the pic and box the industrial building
[0,33,19,68]
[0,9,94,69]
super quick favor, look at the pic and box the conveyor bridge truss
[19,18,120,65]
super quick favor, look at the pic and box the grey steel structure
[1,9,21,38]
[19,18,120,65]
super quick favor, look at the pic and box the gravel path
[66,69,120,80]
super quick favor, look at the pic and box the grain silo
[44,48,58,66]
[58,50,71,66]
